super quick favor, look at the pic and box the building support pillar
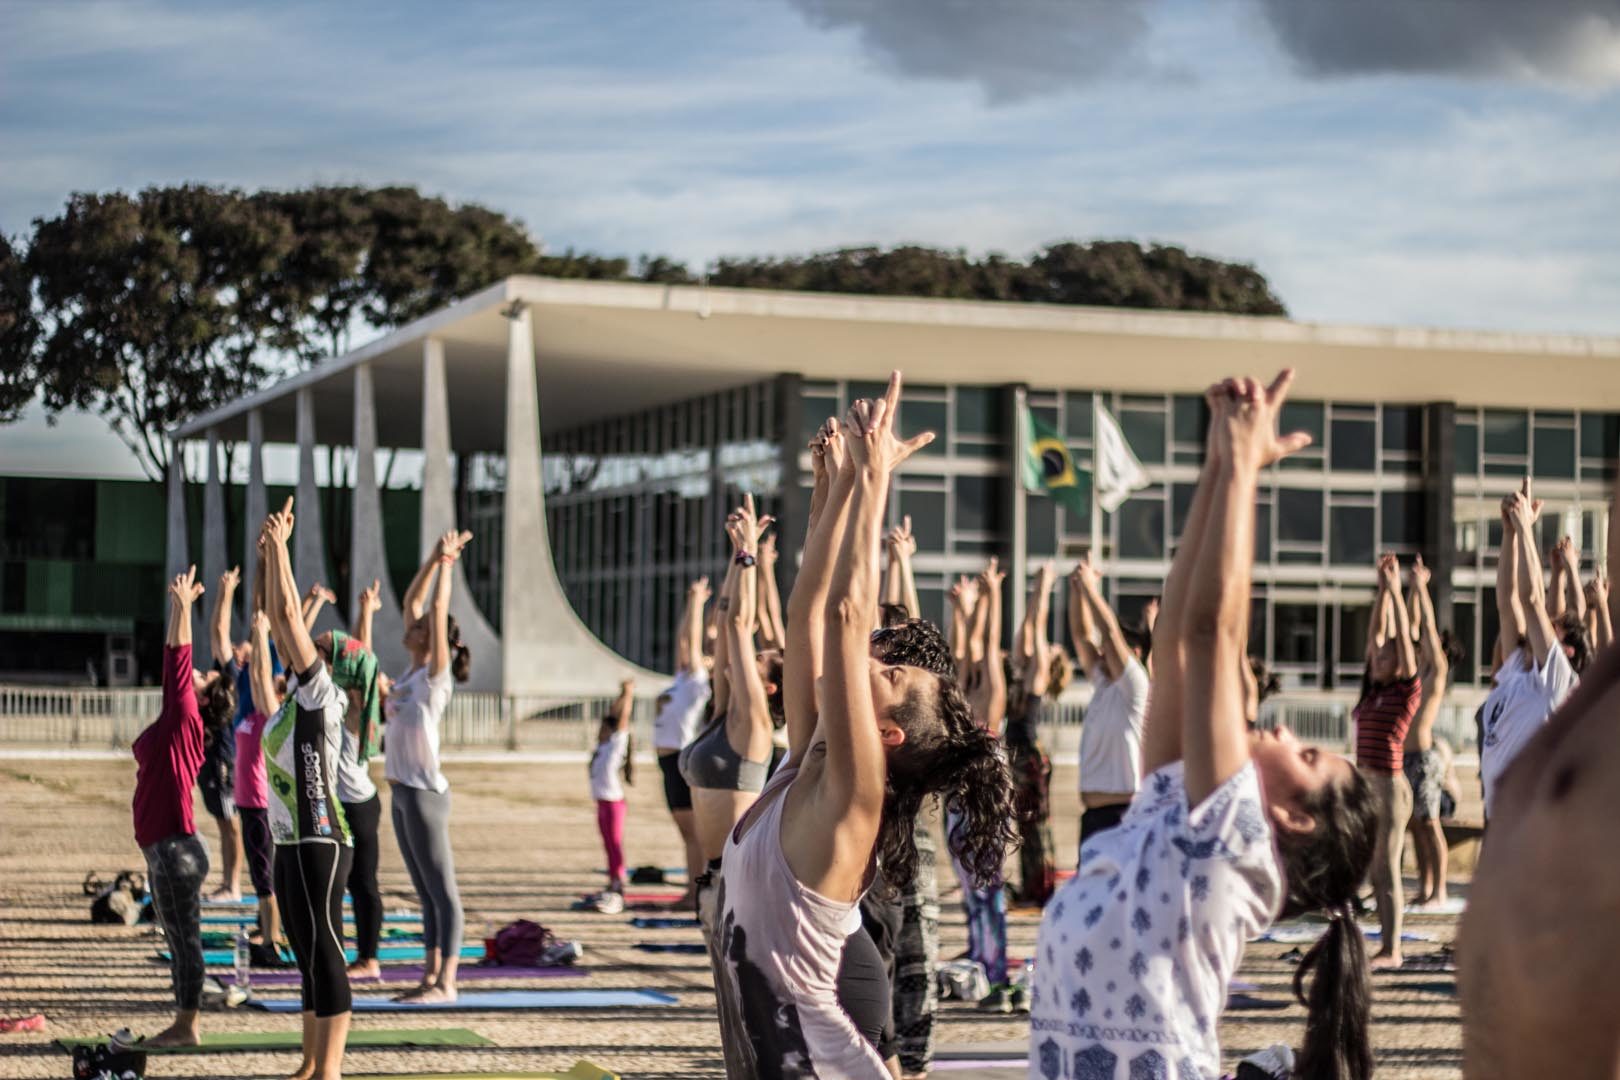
[295,389,342,635]
[242,409,267,630]
[201,429,229,666]
[773,373,805,604]
[1421,402,1457,638]
[501,304,544,694]
[421,337,501,691]
[165,447,189,588]
[351,363,406,673]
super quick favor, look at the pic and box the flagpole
[1090,398,1104,563]
[1009,385,1029,645]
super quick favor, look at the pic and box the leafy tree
[252,185,375,360]
[23,185,295,479]
[0,233,41,420]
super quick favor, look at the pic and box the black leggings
[341,795,384,961]
[274,841,354,1017]
[838,924,898,1062]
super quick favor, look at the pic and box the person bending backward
[1477,480,1584,822]
[124,566,234,1049]
[998,561,1065,907]
[1352,552,1420,969]
[681,494,782,930]
[1402,556,1462,910]
[260,500,384,1080]
[1458,477,1619,1078]
[1029,372,1379,1080]
[341,577,389,977]
[241,607,286,966]
[1069,552,1151,859]
[384,530,474,1003]
[653,577,714,906]
[712,375,1015,1079]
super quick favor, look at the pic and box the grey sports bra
[679,713,769,793]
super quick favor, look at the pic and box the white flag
[1093,401,1149,513]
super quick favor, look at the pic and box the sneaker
[977,985,1013,1014]
[249,943,293,969]
[536,940,584,967]
[1008,984,1029,1014]
[591,891,625,914]
[1236,1043,1296,1080]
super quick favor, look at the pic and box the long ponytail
[1275,768,1378,1080]
[447,614,472,683]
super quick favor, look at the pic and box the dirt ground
[0,756,1468,1079]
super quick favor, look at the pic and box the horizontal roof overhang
[175,276,1620,452]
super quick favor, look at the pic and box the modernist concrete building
[171,277,1620,696]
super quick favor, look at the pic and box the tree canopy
[0,182,1286,479]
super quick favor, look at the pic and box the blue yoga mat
[200,912,420,926]
[171,944,484,965]
[251,989,677,1012]
[633,942,706,955]
[630,917,700,929]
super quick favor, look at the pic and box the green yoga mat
[200,926,420,948]
[163,943,485,965]
[55,1028,492,1054]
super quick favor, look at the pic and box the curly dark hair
[870,619,954,679]
[879,675,1017,895]
[1278,765,1379,1080]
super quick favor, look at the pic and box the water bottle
[235,929,251,994]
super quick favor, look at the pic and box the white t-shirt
[335,725,378,805]
[383,664,455,793]
[1028,761,1282,1080]
[590,728,630,802]
[1080,657,1150,796]
[653,668,710,752]
[1480,646,1578,818]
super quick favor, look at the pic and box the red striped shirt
[1353,677,1421,774]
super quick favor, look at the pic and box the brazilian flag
[1020,406,1090,515]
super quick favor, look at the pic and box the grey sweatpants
[390,783,464,958]
[143,832,210,1010]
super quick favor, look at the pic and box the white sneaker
[591,891,625,914]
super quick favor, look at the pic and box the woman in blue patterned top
[1027,372,1379,1080]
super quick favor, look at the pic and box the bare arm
[1589,572,1613,651]
[783,420,852,760]
[1410,558,1446,683]
[1496,498,1526,662]
[948,578,976,684]
[1078,555,1134,682]
[248,611,281,717]
[677,578,709,675]
[723,496,773,752]
[167,566,201,649]
[1024,564,1056,698]
[1367,573,1392,663]
[1380,555,1419,680]
[757,534,787,649]
[1559,540,1586,622]
[428,530,472,679]
[889,516,921,618]
[351,579,381,650]
[1508,483,1557,665]
[975,559,1007,735]
[1066,568,1102,681]
[302,583,336,631]
[610,678,634,734]
[261,498,318,675]
[210,565,239,666]
[401,541,441,624]
[1548,545,1569,622]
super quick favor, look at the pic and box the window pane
[1455,420,1479,476]
[1330,418,1376,472]
[1119,408,1166,465]
[1382,405,1422,455]
[1172,395,1208,446]
[1381,489,1424,547]
[1338,604,1372,664]
[1580,412,1619,460]
[1278,488,1324,543]
[1534,425,1576,479]
[1249,596,1266,656]
[848,380,889,404]
[1065,392,1094,441]
[953,475,1004,534]
[1274,603,1319,665]
[1330,506,1375,566]
[901,399,948,455]
[1453,600,1477,685]
[1061,499,1093,542]
[1117,494,1165,559]
[1482,410,1528,456]
[800,394,838,444]
[1255,503,1272,562]
[1282,402,1325,445]
[1170,483,1197,542]
[956,388,998,437]
[900,490,946,552]
[1026,492,1057,556]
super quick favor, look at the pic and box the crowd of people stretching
[124,366,1618,1079]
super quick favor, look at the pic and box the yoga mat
[55,1028,492,1053]
[633,942,707,955]
[361,1065,616,1080]
[202,926,420,948]
[630,917,700,929]
[1405,897,1467,915]
[173,943,485,965]
[933,1062,1026,1073]
[1225,992,1288,1011]
[624,892,685,904]
[1255,924,1431,944]
[935,1043,1027,1061]
[235,963,588,987]
[251,989,677,1012]
[200,911,420,926]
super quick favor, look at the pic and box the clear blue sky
[3,0,1618,476]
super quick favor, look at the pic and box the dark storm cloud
[1258,0,1620,84]
[783,0,1157,103]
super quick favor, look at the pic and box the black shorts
[659,752,692,812]
[198,755,236,820]
[1079,803,1128,863]
[837,924,899,1062]
[238,806,274,898]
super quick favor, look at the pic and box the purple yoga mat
[232,964,588,987]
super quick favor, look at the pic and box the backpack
[86,871,149,926]
[489,920,553,967]
[71,1042,146,1080]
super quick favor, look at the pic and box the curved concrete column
[241,409,267,633]
[350,363,408,675]
[421,337,501,692]
[200,429,229,667]
[501,302,653,696]
[165,448,189,585]
[294,389,344,637]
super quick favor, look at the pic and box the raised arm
[710,553,740,723]
[723,495,773,729]
[302,583,337,631]
[1548,542,1569,621]
[1379,554,1419,680]
[351,579,381,651]
[1507,481,1557,665]
[1183,372,1311,805]
[1558,539,1586,623]
[160,565,205,738]
[261,498,318,675]
[210,565,239,667]
[677,577,710,675]
[783,419,853,760]
[429,530,472,679]
[974,558,1008,736]
[757,533,787,649]
[1496,494,1527,662]
[948,576,978,686]
[797,374,933,896]
[1066,564,1102,681]
[1023,563,1057,698]
[888,517,921,618]
[1076,553,1134,682]
[610,678,634,734]
[248,610,282,718]
[1588,572,1613,652]
[1409,557,1446,681]
[1367,570,1393,664]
